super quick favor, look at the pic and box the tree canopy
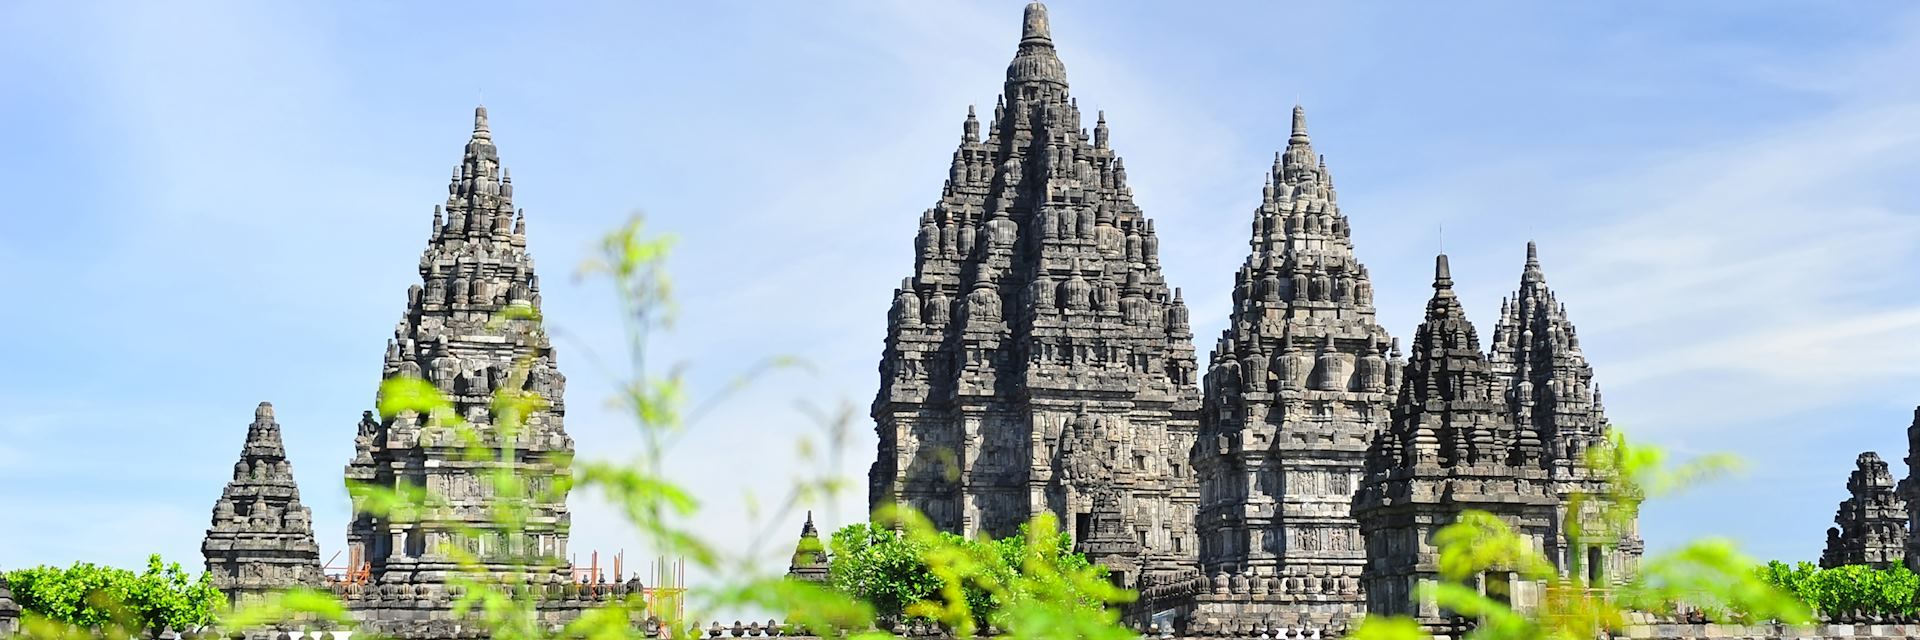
[7,554,223,633]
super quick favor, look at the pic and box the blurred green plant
[1757,561,1919,618]
[1351,430,1813,640]
[7,555,222,636]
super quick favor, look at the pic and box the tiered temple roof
[1354,255,1559,627]
[201,402,326,606]
[869,0,1201,579]
[1823,451,1907,569]
[1490,242,1608,472]
[343,106,575,602]
[1371,255,1524,471]
[1489,243,1641,582]
[1188,106,1395,622]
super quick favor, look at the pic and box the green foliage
[1352,430,1812,640]
[1757,561,1919,617]
[827,522,947,620]
[822,514,1117,634]
[7,554,223,634]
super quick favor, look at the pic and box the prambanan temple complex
[5,3,1918,639]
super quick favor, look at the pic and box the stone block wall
[5,618,1917,640]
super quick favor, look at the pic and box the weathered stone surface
[865,4,1644,635]
[1489,243,1643,583]
[1824,451,1906,569]
[1187,106,1392,626]
[869,0,1200,579]
[341,107,575,627]
[0,574,20,636]
[201,402,326,606]
[1353,254,1560,628]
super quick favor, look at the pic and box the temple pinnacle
[1022,1,1052,43]
[1007,0,1066,85]
[472,105,491,140]
[1291,105,1310,143]
[1434,254,1453,289]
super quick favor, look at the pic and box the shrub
[7,554,223,632]
[1757,561,1919,617]
[825,516,1112,630]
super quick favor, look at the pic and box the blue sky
[4,0,1920,601]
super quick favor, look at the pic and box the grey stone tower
[870,0,1202,575]
[344,107,574,592]
[1353,255,1558,629]
[1823,451,1906,569]
[1488,242,1640,584]
[201,402,326,606]
[1189,106,1394,618]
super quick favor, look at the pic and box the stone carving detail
[0,563,22,635]
[1824,451,1907,569]
[1190,106,1394,628]
[1488,242,1643,582]
[869,0,1201,581]
[342,107,575,623]
[201,402,326,607]
[1075,487,1145,590]
[1342,248,1645,634]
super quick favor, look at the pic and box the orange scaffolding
[570,552,686,621]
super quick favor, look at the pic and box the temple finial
[1022,1,1051,43]
[1434,254,1453,289]
[472,105,491,140]
[1007,1,1065,85]
[1521,240,1546,283]
[1290,104,1310,142]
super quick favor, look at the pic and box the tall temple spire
[202,402,325,607]
[1188,104,1389,627]
[345,108,574,618]
[873,0,1198,586]
[1490,241,1607,469]
[1355,254,1561,630]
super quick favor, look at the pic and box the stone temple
[338,105,583,630]
[1823,451,1907,570]
[867,0,1201,590]
[865,2,1642,633]
[160,3,1920,638]
[201,402,327,607]
[201,106,610,637]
